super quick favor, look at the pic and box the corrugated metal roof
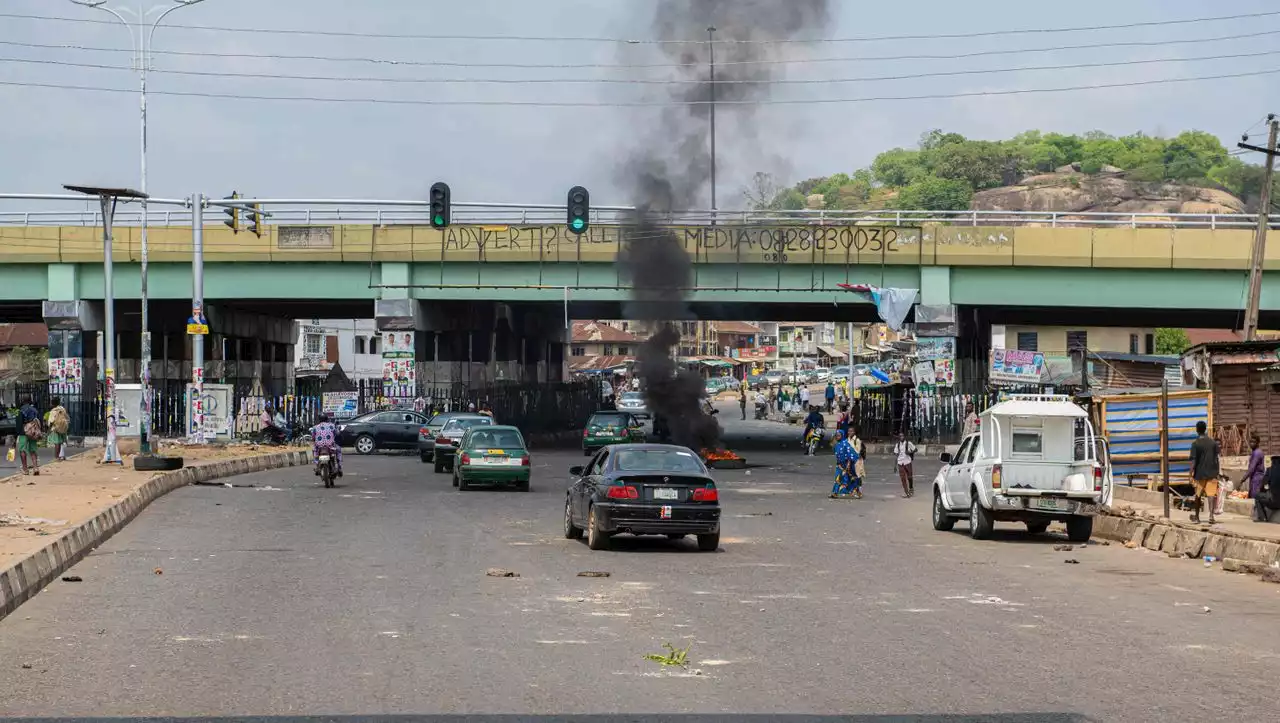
[0,323,47,349]
[984,397,1087,418]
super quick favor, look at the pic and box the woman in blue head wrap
[830,429,862,498]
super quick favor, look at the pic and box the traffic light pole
[190,193,206,443]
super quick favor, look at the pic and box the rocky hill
[971,165,1246,219]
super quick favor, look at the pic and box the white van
[930,395,1112,542]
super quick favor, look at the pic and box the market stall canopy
[816,345,847,360]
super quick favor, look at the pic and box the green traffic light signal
[433,214,445,226]
[567,185,589,235]
[571,218,585,231]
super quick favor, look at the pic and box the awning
[816,345,848,360]
[699,359,734,368]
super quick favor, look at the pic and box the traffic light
[567,186,589,235]
[247,203,264,238]
[429,182,451,229]
[223,191,240,233]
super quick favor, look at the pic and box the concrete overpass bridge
[1,202,1276,391]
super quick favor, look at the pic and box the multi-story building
[568,321,639,374]
[996,325,1158,355]
[294,319,384,381]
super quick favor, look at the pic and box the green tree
[894,177,973,211]
[10,346,48,382]
[1154,328,1191,355]
[871,148,926,187]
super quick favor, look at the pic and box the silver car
[616,391,649,418]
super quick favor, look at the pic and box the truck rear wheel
[1065,515,1094,543]
[968,491,995,540]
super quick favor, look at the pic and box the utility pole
[707,25,718,221]
[191,193,206,443]
[69,0,211,455]
[1240,113,1278,341]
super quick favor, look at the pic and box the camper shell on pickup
[931,394,1112,542]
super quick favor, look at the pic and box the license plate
[318,455,330,462]
[1033,498,1068,511]
[500,457,522,466]
[654,488,679,500]
[660,505,673,519]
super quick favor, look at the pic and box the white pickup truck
[931,395,1112,542]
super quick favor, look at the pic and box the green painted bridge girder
[0,261,1272,312]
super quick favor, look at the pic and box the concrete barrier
[0,450,309,621]
[1092,508,1280,571]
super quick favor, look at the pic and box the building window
[1016,332,1038,352]
[1129,334,1139,354]
[355,336,367,355]
[1066,330,1088,352]
[369,336,379,355]
[304,333,322,356]
[1145,333,1155,355]
[617,345,630,355]
[571,346,585,357]
[603,344,614,355]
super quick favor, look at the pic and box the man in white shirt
[799,384,811,409]
[893,431,917,498]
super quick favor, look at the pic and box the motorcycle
[804,426,825,456]
[317,446,337,488]
[754,401,768,420]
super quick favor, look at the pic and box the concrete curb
[1093,511,1280,569]
[1113,483,1255,518]
[0,449,310,622]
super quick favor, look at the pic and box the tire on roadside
[133,455,184,472]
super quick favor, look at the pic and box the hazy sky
[1,0,1276,212]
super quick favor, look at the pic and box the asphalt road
[0,411,1277,721]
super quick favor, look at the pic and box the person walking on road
[739,387,748,420]
[893,431,917,498]
[824,381,836,413]
[46,396,70,461]
[1189,420,1221,525]
[16,396,41,476]
[1244,434,1266,500]
[799,384,811,410]
[830,429,862,499]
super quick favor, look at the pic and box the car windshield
[621,392,643,401]
[468,429,524,448]
[444,417,492,434]
[613,448,705,473]
[590,413,630,427]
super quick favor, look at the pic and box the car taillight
[420,427,428,436]
[1094,465,1103,492]
[460,452,471,465]
[436,436,450,445]
[991,464,1002,490]
[520,455,530,466]
[692,487,718,502]
[583,429,590,438]
[606,485,639,500]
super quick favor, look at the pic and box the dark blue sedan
[563,444,722,552]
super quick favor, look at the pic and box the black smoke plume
[618,1,832,451]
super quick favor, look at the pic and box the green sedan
[452,425,531,492]
[583,411,646,455]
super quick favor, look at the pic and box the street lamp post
[63,185,149,465]
[707,25,718,220]
[68,0,210,456]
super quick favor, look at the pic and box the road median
[0,444,309,620]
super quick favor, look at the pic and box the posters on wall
[916,337,955,362]
[912,361,936,388]
[381,331,415,358]
[990,349,1046,384]
[47,357,83,395]
[322,391,360,420]
[185,383,234,440]
[381,331,415,398]
[934,359,956,386]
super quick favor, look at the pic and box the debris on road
[485,568,519,578]
[1124,540,1138,548]
[644,642,691,668]
[1201,606,1212,614]
[1053,545,1074,552]
[735,512,773,518]
[1063,559,1080,564]
[154,568,163,575]
[61,575,82,582]
[577,571,611,578]
[193,481,257,488]
[20,663,32,669]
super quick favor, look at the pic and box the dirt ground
[0,442,291,570]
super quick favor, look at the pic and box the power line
[2,9,1278,44]
[7,48,1278,87]
[4,28,1277,70]
[1,67,1278,106]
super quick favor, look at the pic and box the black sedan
[337,410,429,454]
[563,443,721,552]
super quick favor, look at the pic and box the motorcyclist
[803,405,826,454]
[311,412,343,478]
[753,390,768,419]
[260,404,286,445]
